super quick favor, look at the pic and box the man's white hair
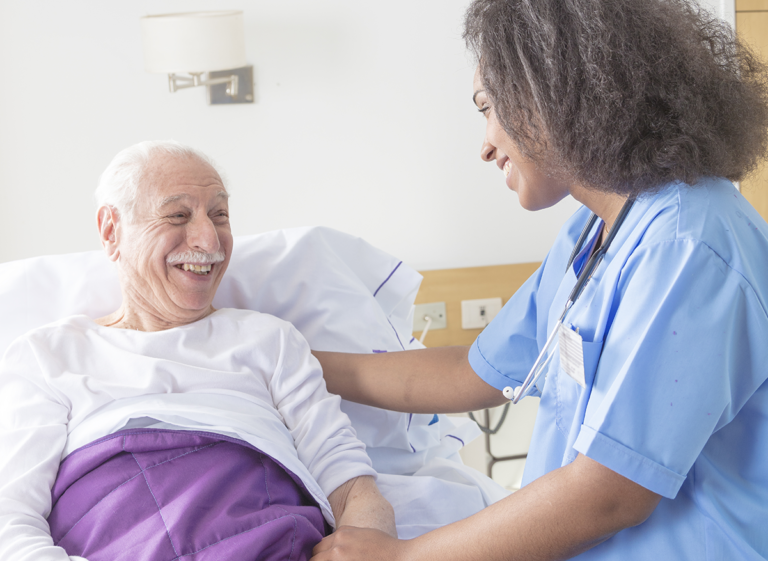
[94,140,224,223]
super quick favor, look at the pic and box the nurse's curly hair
[464,0,768,195]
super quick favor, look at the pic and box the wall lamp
[140,11,254,104]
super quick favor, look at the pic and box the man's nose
[187,215,220,254]
[480,138,496,162]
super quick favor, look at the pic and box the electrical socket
[413,302,447,331]
[461,297,502,329]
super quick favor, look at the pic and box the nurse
[311,0,768,560]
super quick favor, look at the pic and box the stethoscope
[502,197,635,404]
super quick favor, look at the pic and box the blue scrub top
[468,178,768,560]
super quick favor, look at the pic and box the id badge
[558,323,585,387]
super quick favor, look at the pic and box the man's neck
[94,303,216,332]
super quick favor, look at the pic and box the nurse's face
[473,68,571,211]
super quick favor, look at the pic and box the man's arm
[0,342,73,560]
[312,346,507,414]
[312,454,661,561]
[327,476,397,538]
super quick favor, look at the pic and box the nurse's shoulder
[674,177,768,295]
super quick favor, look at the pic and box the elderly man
[0,140,395,561]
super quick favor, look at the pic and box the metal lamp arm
[167,72,239,96]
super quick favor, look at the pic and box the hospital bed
[0,226,510,539]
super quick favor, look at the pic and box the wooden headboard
[413,262,540,348]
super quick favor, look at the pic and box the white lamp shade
[141,11,247,74]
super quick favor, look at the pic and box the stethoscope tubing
[504,197,636,403]
[565,198,635,310]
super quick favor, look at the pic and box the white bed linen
[0,227,510,545]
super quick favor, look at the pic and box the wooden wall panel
[414,262,540,347]
[736,10,768,222]
[741,165,768,223]
[736,0,768,11]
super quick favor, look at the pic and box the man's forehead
[145,154,221,184]
[158,190,229,208]
[134,154,229,213]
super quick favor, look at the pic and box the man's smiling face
[114,153,233,325]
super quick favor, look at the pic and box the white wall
[0,0,581,269]
[700,0,736,27]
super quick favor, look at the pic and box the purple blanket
[48,429,328,561]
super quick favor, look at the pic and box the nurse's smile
[472,68,571,212]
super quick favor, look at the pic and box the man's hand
[327,476,397,538]
[312,526,408,561]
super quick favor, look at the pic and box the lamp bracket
[166,66,254,104]
[208,66,254,104]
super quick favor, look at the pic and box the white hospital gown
[0,308,377,560]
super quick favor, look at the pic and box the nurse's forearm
[313,347,506,414]
[402,454,661,561]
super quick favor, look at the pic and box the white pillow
[0,226,479,475]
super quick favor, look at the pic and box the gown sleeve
[574,239,768,498]
[0,339,82,560]
[267,324,377,498]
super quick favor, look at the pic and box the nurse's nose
[481,138,496,162]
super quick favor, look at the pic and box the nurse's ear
[97,205,121,262]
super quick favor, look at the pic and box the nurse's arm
[313,347,507,414]
[312,453,661,561]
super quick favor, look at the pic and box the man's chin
[169,297,217,318]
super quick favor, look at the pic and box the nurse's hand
[311,526,409,561]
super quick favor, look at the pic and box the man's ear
[97,206,121,262]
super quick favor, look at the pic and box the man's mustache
[166,250,226,265]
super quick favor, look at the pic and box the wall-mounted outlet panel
[461,297,502,329]
[413,302,447,331]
